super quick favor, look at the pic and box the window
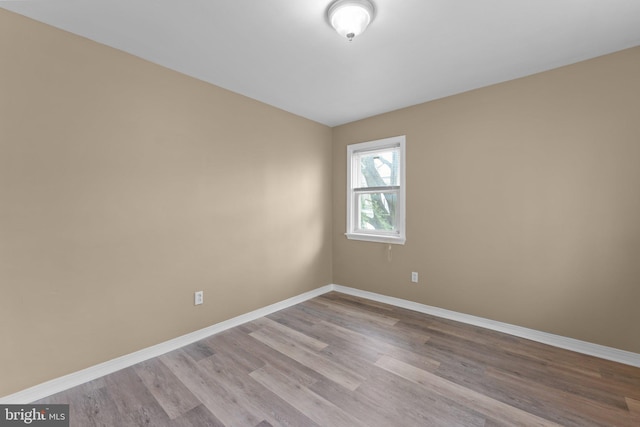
[346,135,406,244]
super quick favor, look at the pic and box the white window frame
[346,135,406,244]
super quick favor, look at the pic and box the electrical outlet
[194,291,204,305]
[411,272,419,283]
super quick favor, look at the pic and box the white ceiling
[3,0,640,126]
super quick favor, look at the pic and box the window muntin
[346,136,406,244]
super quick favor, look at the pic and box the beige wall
[333,47,640,354]
[0,10,333,397]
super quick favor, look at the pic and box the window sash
[353,145,400,189]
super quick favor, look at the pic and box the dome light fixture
[328,0,375,42]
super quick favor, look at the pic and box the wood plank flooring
[35,292,640,426]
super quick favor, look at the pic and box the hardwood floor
[35,292,640,426]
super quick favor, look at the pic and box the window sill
[345,233,406,245]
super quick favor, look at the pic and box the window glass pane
[357,192,397,231]
[356,147,399,188]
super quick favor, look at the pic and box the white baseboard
[4,282,638,403]
[332,284,640,368]
[0,285,333,404]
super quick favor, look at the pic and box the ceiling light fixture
[328,0,374,42]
